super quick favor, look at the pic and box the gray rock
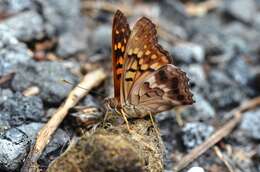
[182,122,214,150]
[0,30,31,76]
[36,0,81,34]
[206,69,247,109]
[17,122,70,165]
[0,0,33,15]
[0,92,44,126]
[0,128,30,171]
[0,89,13,104]
[12,60,78,104]
[223,0,257,23]
[171,43,205,64]
[226,56,252,86]
[89,24,111,54]
[182,93,215,121]
[0,10,45,41]
[56,24,88,57]
[83,95,100,107]
[240,108,260,140]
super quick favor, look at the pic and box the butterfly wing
[112,10,131,100]
[121,17,172,104]
[131,64,194,116]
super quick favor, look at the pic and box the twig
[184,0,222,17]
[214,146,234,172]
[21,69,106,172]
[173,97,260,172]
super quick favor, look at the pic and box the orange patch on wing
[116,68,123,75]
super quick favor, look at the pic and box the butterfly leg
[148,111,160,137]
[120,109,131,132]
[174,107,185,127]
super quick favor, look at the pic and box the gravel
[223,0,257,24]
[171,43,205,64]
[11,60,78,104]
[181,122,214,150]
[0,92,44,126]
[0,30,32,76]
[240,108,260,140]
[0,128,30,171]
[0,10,45,41]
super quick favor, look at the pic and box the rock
[206,69,247,109]
[56,24,88,57]
[171,43,205,64]
[0,128,30,171]
[0,0,33,15]
[240,108,260,140]
[11,60,78,104]
[0,10,45,41]
[0,88,13,104]
[0,92,44,126]
[181,93,215,121]
[89,25,111,54]
[223,0,257,23]
[0,30,31,76]
[181,122,214,150]
[17,122,70,166]
[225,56,252,86]
[36,0,82,34]
[187,167,205,172]
[82,95,100,107]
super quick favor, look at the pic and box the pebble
[171,43,205,64]
[0,122,70,171]
[206,69,247,109]
[0,30,31,76]
[56,24,88,57]
[223,0,257,23]
[0,92,44,126]
[89,25,111,54]
[226,56,252,86]
[240,108,260,140]
[0,10,45,41]
[11,60,78,104]
[187,167,205,172]
[181,122,214,150]
[17,122,70,165]
[37,0,82,34]
[0,128,30,171]
[0,0,33,15]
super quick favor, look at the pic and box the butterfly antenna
[61,79,104,97]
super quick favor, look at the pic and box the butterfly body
[106,10,194,119]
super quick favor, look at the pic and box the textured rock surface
[12,60,77,104]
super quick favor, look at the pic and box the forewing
[132,64,194,114]
[121,17,172,104]
[112,10,131,100]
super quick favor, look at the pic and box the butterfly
[105,10,194,128]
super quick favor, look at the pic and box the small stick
[21,69,106,172]
[173,97,260,172]
[214,146,234,172]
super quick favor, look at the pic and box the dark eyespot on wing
[158,70,168,81]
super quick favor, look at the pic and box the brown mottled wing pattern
[121,17,172,104]
[132,64,194,115]
[112,10,130,100]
